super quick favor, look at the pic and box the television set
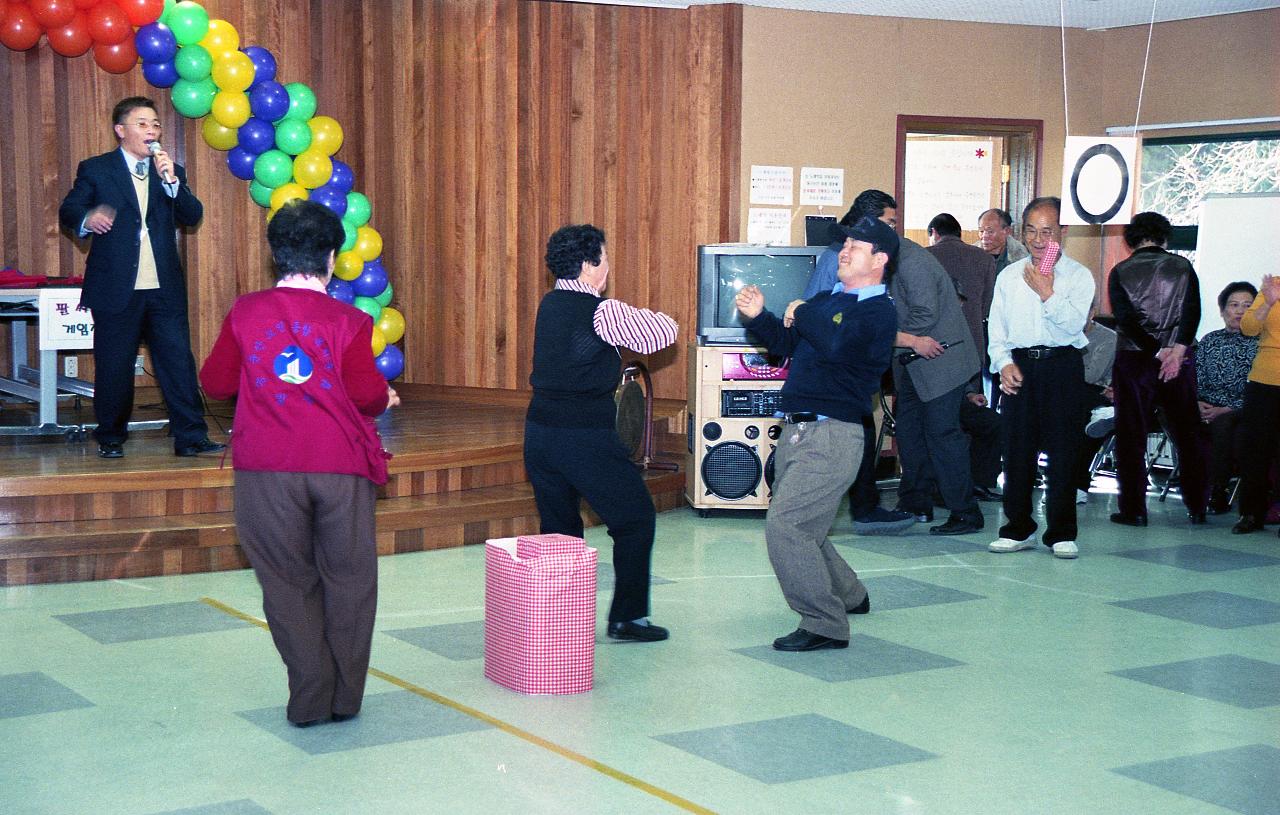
[695,244,826,345]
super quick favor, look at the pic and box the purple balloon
[310,184,348,216]
[236,117,275,156]
[241,45,277,88]
[226,147,259,181]
[375,345,404,380]
[352,261,388,298]
[248,80,290,123]
[135,23,177,63]
[327,160,354,195]
[142,59,179,89]
[326,277,355,305]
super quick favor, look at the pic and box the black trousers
[1237,381,1280,520]
[846,414,881,519]
[1000,349,1086,545]
[894,375,978,516]
[1200,408,1247,493]
[959,397,1003,490]
[523,421,656,623]
[90,288,208,447]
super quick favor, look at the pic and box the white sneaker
[989,536,1036,553]
[1076,490,1089,505]
[1052,541,1079,559]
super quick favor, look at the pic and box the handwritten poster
[750,165,794,206]
[747,208,792,246]
[800,167,844,207]
[903,140,993,230]
[38,288,94,350]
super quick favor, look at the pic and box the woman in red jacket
[200,200,399,727]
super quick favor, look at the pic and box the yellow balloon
[199,19,240,61]
[269,182,309,212]
[201,117,238,151]
[371,324,387,357]
[211,90,251,129]
[292,149,333,190]
[376,307,405,344]
[211,50,255,93]
[354,226,383,262]
[307,116,344,156]
[334,250,364,281]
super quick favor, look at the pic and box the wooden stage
[0,385,687,586]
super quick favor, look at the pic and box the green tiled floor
[2,491,1278,814]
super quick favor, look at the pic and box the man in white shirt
[986,197,1095,559]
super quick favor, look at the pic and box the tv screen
[697,245,824,345]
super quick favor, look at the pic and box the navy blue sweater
[745,289,897,423]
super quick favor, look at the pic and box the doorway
[894,115,1043,246]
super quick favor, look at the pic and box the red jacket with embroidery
[200,287,391,484]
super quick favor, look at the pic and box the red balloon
[87,0,128,44]
[31,0,76,29]
[117,0,160,26]
[92,34,135,72]
[1,4,43,51]
[73,0,100,9]
[47,9,91,56]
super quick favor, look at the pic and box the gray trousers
[234,470,378,724]
[766,418,869,640]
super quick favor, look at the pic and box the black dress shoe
[772,628,848,652]
[848,595,870,615]
[973,485,1003,502]
[1207,489,1233,515]
[175,438,227,457]
[97,442,124,459]
[606,621,669,642]
[895,507,933,523]
[929,513,985,536]
[1109,511,1148,527]
[331,712,358,723]
[1232,516,1264,534]
[1188,512,1208,525]
[290,718,327,728]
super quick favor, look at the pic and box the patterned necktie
[134,160,147,180]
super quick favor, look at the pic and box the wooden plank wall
[0,0,742,402]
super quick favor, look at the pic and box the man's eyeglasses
[1022,226,1059,241]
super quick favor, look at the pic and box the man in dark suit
[59,96,223,459]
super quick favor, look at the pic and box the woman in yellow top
[1233,273,1280,535]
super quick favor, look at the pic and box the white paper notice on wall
[747,208,793,245]
[799,167,844,207]
[903,140,993,229]
[750,165,794,206]
[1060,136,1138,226]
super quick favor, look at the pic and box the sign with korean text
[38,288,94,350]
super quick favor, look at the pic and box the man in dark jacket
[1108,211,1208,526]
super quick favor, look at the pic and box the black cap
[830,216,899,260]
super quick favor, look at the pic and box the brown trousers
[234,470,378,724]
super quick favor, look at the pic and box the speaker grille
[701,441,762,500]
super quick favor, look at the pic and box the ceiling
[560,0,1280,30]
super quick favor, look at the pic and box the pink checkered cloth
[484,534,598,695]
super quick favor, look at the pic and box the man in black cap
[736,216,899,652]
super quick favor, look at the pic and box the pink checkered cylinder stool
[483,534,598,694]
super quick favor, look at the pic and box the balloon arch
[1,0,406,380]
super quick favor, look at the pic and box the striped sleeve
[593,298,678,354]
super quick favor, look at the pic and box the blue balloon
[136,23,178,63]
[226,146,259,181]
[241,45,277,88]
[236,117,275,156]
[248,80,290,122]
[328,159,354,195]
[375,345,404,380]
[352,261,388,298]
[142,59,179,89]
[310,184,348,216]
[326,277,355,305]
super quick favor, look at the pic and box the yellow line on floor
[201,596,717,815]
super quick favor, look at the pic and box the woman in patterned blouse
[1196,281,1259,513]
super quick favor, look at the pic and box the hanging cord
[1134,0,1159,133]
[1060,0,1070,137]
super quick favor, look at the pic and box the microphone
[147,141,176,184]
[898,338,963,365]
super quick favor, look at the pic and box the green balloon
[345,192,371,228]
[352,296,382,321]
[341,219,356,252]
[249,180,273,208]
[171,77,217,119]
[159,0,177,26]
[283,83,317,122]
[168,1,210,46]
[253,149,294,188]
[374,282,393,307]
[174,44,212,82]
[273,119,312,156]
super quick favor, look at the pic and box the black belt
[1012,346,1078,360]
[782,412,820,424]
